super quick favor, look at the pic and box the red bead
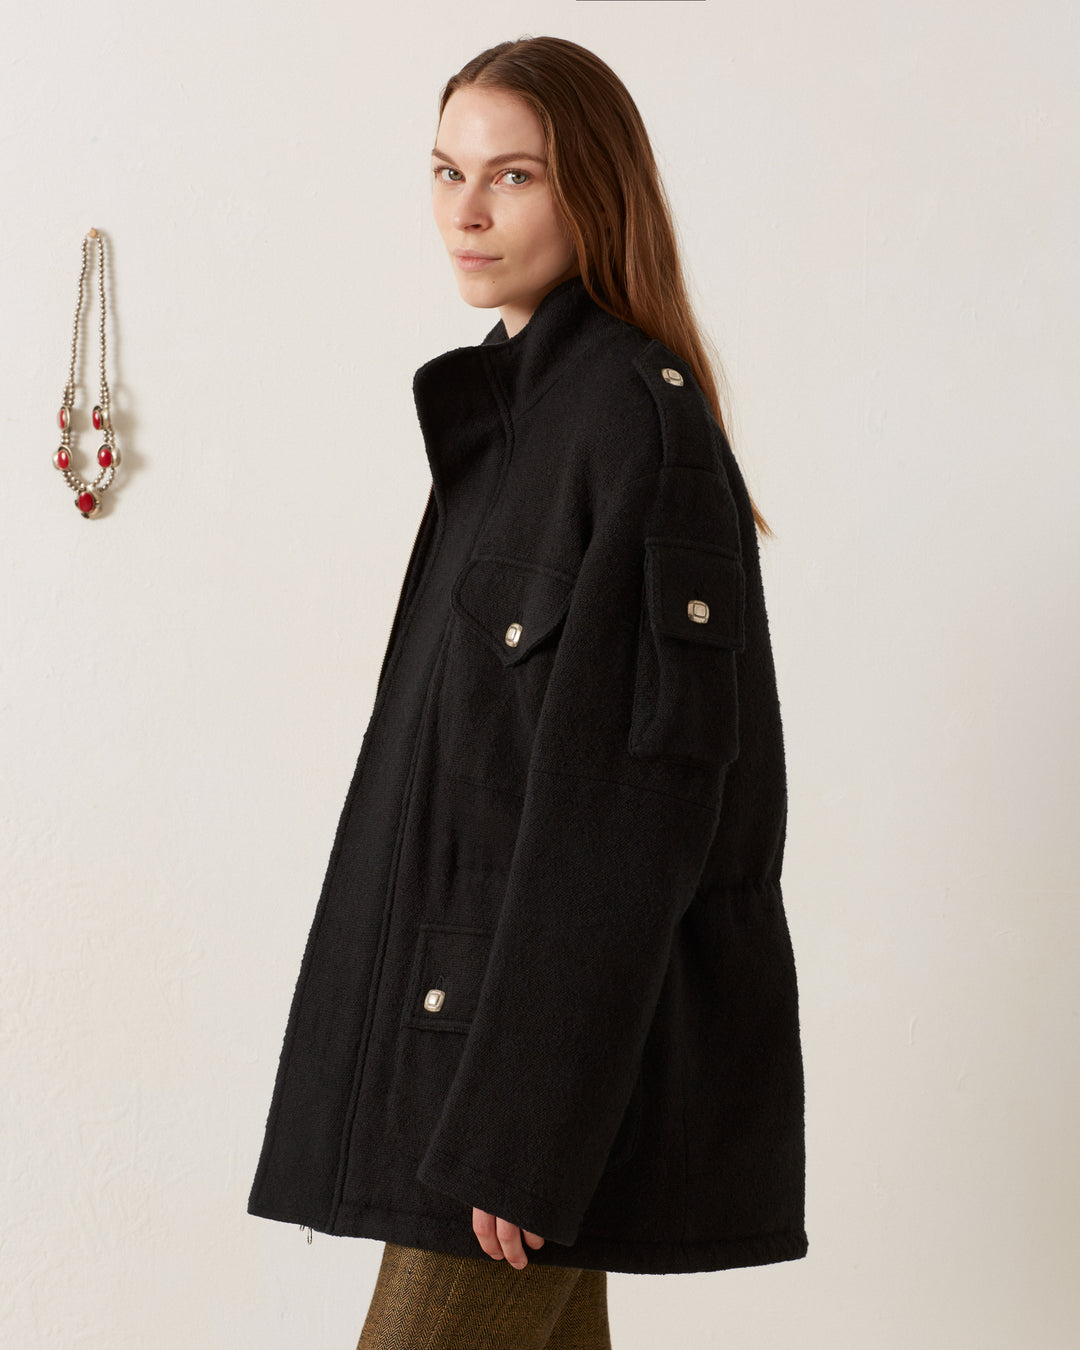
[57,406,70,431]
[76,491,95,514]
[92,406,103,430]
[56,449,70,469]
[98,444,113,467]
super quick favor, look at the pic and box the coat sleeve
[415,362,749,1246]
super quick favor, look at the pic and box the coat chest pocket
[629,538,746,767]
[387,923,495,1163]
[436,555,578,794]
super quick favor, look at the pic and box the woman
[247,35,807,1349]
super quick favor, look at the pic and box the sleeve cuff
[415,1142,584,1247]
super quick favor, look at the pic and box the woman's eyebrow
[430,148,547,168]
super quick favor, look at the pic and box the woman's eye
[432,166,531,186]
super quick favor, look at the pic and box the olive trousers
[356,1241,612,1350]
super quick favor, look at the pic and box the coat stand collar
[412,275,608,499]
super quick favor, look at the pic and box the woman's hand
[472,1207,546,1268]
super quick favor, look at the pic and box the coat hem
[247,1196,808,1276]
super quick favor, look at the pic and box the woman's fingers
[471,1208,547,1267]
[472,1207,504,1260]
[495,1215,529,1268]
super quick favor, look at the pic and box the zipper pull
[298,1224,313,1243]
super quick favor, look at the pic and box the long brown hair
[437,35,773,539]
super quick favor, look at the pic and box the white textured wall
[2,2,1077,1346]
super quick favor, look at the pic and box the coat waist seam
[529,762,720,812]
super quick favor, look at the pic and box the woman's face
[431,86,579,338]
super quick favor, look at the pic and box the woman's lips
[455,254,500,271]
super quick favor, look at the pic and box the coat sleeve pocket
[629,537,746,767]
[390,924,496,1161]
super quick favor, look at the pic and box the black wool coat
[247,274,808,1276]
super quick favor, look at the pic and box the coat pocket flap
[401,924,495,1032]
[451,555,577,666]
[643,538,746,651]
